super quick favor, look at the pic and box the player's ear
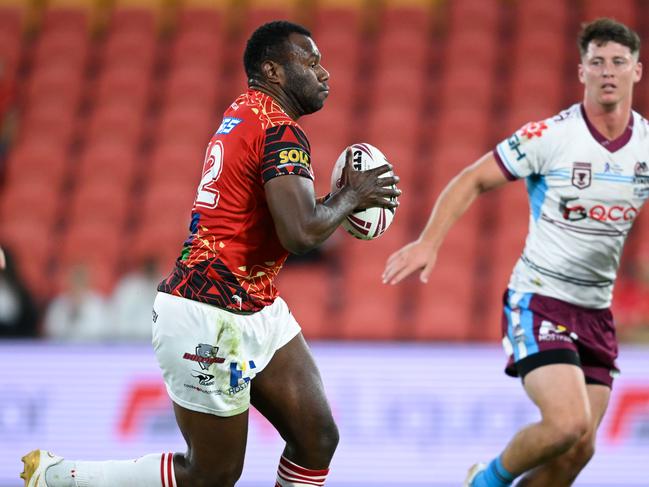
[634,61,643,83]
[261,60,284,85]
[578,62,585,84]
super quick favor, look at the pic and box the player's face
[579,40,642,108]
[282,34,330,115]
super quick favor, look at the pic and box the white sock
[45,452,176,487]
[275,455,329,486]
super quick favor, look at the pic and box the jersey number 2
[196,140,224,209]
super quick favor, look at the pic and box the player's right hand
[0,247,5,270]
[340,148,401,210]
[382,240,437,285]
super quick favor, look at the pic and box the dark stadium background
[1,0,648,486]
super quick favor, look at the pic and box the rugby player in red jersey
[22,21,400,487]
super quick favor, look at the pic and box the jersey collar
[580,104,634,153]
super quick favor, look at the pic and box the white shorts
[152,292,301,417]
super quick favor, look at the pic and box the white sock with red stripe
[275,455,330,486]
[45,452,176,487]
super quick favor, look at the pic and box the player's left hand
[382,239,437,285]
[0,247,5,270]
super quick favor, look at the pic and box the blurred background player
[383,17,646,487]
[21,20,400,487]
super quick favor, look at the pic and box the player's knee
[567,434,596,469]
[317,419,340,456]
[291,417,339,459]
[546,415,590,452]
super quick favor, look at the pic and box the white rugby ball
[330,143,396,240]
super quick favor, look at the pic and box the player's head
[244,20,329,116]
[578,18,642,107]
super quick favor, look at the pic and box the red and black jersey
[158,90,313,313]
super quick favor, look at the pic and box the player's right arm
[266,148,400,255]
[382,152,509,285]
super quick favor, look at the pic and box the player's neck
[582,98,632,140]
[248,83,301,120]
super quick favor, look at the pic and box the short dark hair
[578,18,640,58]
[243,20,312,82]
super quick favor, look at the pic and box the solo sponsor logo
[560,197,638,222]
[278,148,310,167]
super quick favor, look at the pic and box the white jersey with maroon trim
[493,103,649,308]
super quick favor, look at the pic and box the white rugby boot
[20,450,63,487]
[463,462,487,487]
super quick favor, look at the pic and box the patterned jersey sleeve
[261,123,314,183]
[493,120,552,180]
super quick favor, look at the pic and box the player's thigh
[586,383,611,430]
[251,333,336,445]
[524,363,590,422]
[173,402,249,476]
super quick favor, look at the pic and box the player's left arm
[265,149,399,255]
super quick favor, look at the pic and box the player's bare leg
[467,364,591,487]
[171,404,249,487]
[514,384,610,487]
[498,364,592,475]
[251,333,338,485]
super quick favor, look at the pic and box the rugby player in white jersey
[383,18,647,487]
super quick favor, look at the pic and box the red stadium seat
[149,144,203,188]
[439,64,495,112]
[444,29,498,72]
[375,28,429,71]
[510,64,564,109]
[27,64,84,106]
[33,30,89,71]
[109,7,157,36]
[77,141,138,188]
[67,181,131,229]
[176,7,223,34]
[86,102,146,145]
[41,6,89,36]
[163,64,219,107]
[0,180,62,228]
[242,7,293,36]
[156,104,216,147]
[379,4,433,36]
[447,0,501,35]
[4,143,69,187]
[57,221,124,291]
[515,0,568,31]
[19,101,77,146]
[95,64,152,104]
[102,28,157,70]
[582,0,636,28]
[170,28,224,70]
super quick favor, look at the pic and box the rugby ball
[330,143,396,240]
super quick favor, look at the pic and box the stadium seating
[1,0,645,341]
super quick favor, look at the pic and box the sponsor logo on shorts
[538,320,574,343]
[192,371,215,386]
[183,379,250,396]
[183,344,226,370]
[230,360,257,387]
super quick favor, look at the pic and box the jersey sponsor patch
[520,121,549,139]
[261,125,313,182]
[216,117,242,135]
